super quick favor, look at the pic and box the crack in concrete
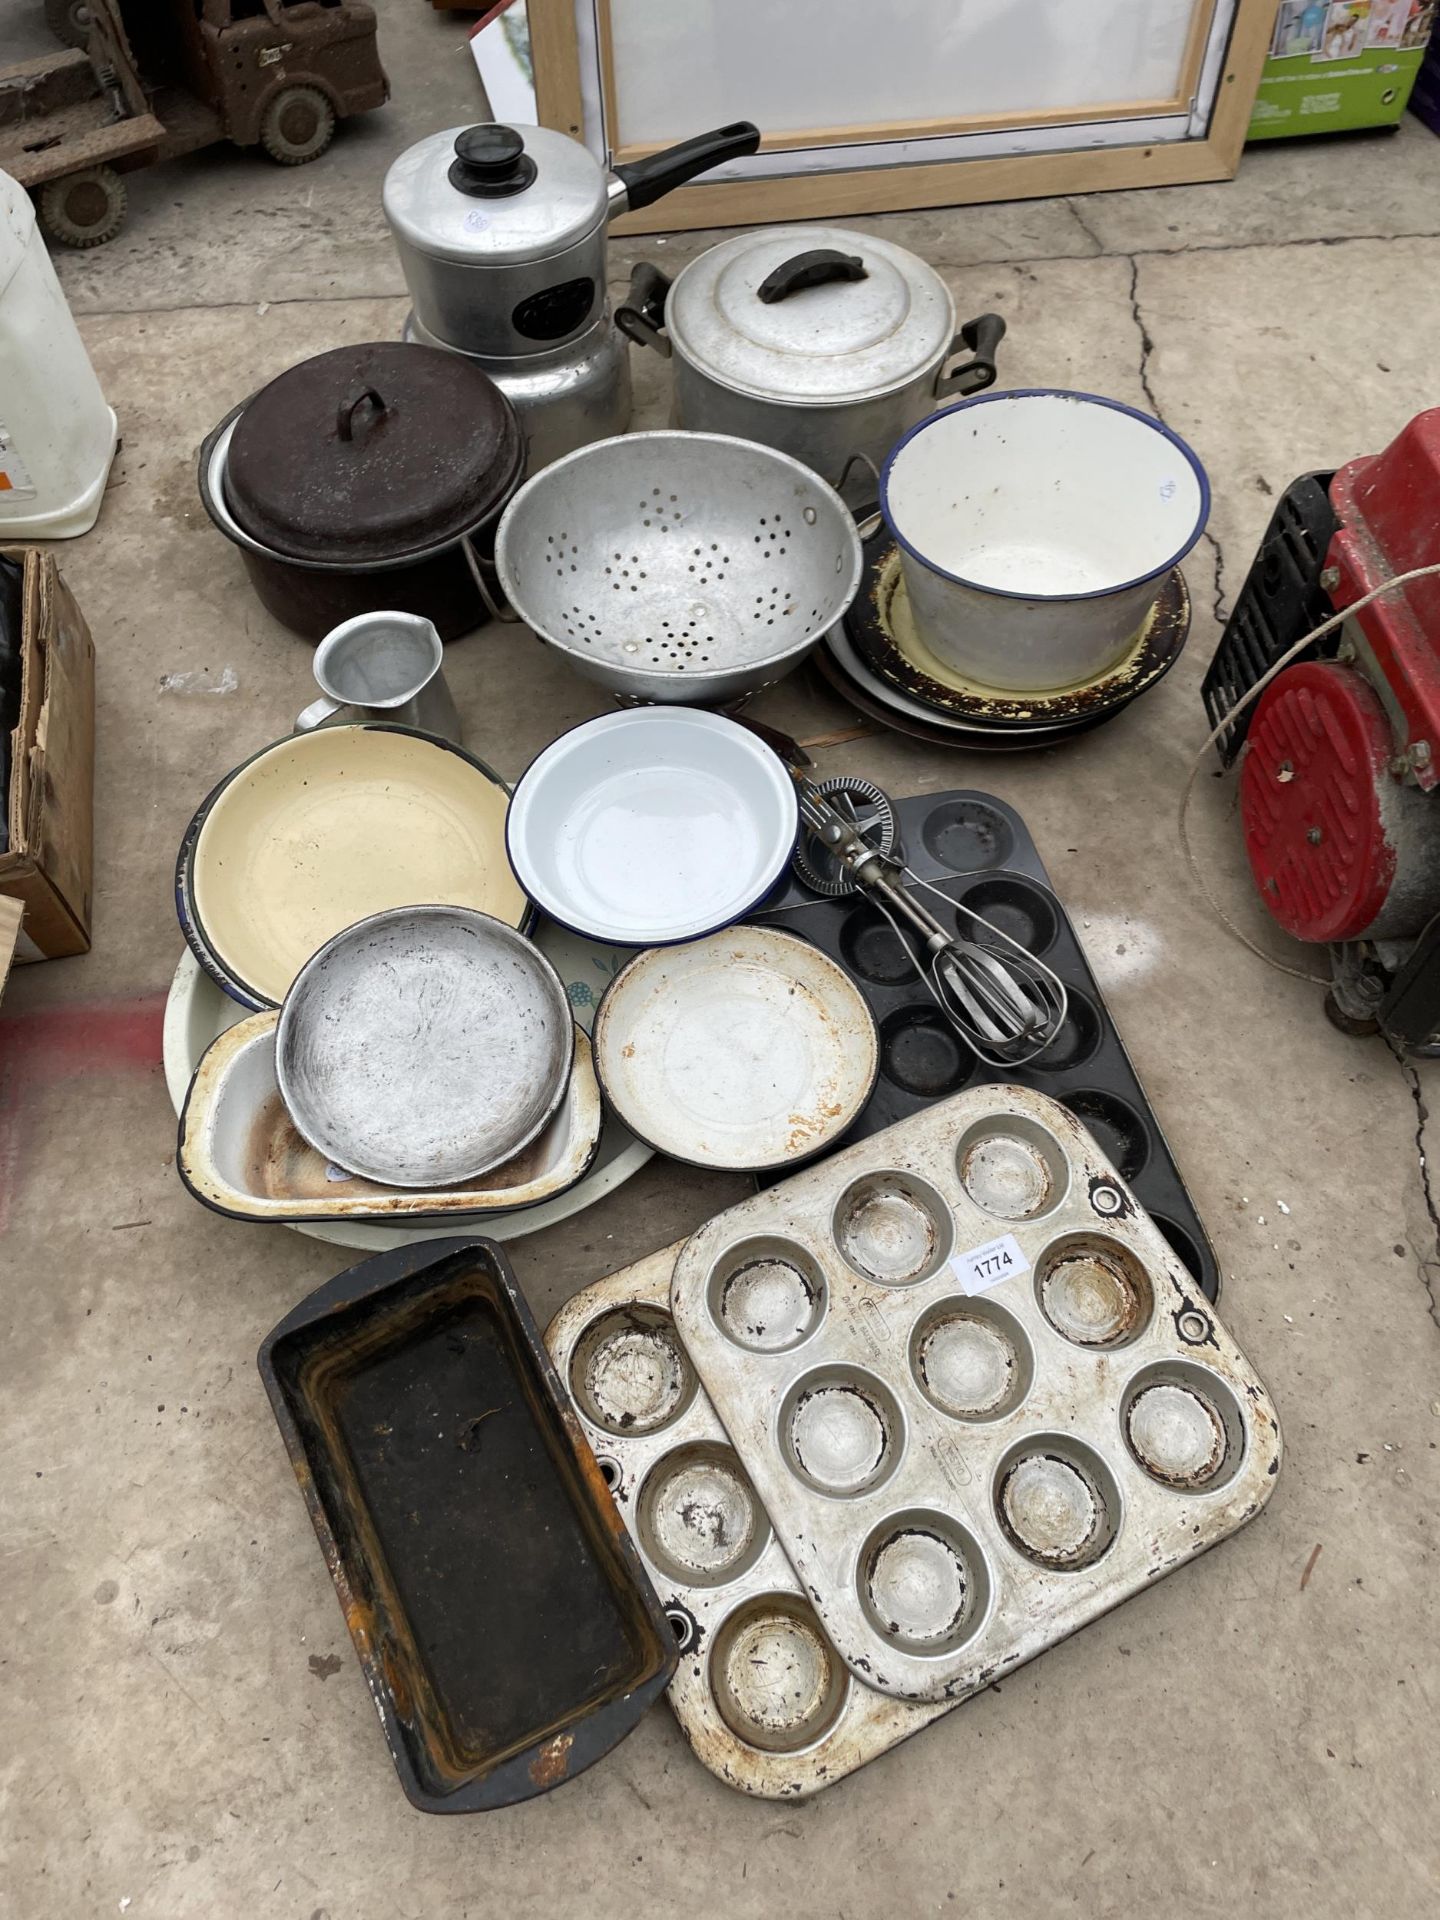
[1126,256,1163,417]
[1389,1043,1440,1334]
[1065,197,1106,254]
[1203,529,1229,629]
[1127,255,1229,632]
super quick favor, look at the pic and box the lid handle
[336,386,387,443]
[757,249,868,305]
[611,121,760,214]
[449,124,538,198]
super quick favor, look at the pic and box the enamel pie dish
[505,707,799,945]
[592,926,879,1172]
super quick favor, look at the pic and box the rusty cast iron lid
[225,342,523,565]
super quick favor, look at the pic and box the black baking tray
[258,1239,678,1812]
[755,791,1222,1303]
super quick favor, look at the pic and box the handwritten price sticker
[950,1233,1030,1296]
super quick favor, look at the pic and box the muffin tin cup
[546,1253,955,1799]
[755,789,1222,1304]
[670,1085,1281,1705]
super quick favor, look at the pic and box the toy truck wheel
[38,166,127,248]
[44,0,92,48]
[259,86,336,165]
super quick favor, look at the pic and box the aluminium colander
[494,431,863,704]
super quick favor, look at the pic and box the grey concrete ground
[3,5,1439,1916]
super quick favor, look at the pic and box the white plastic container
[881,389,1209,693]
[0,169,117,539]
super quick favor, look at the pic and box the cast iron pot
[198,342,525,642]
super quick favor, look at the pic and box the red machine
[1203,409,1440,1051]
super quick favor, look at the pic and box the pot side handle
[462,534,521,625]
[615,262,674,356]
[935,313,1007,399]
[610,121,761,214]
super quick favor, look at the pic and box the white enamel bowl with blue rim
[880,389,1209,694]
[505,706,799,946]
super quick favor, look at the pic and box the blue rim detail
[879,388,1212,605]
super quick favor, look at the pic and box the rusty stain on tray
[529,1731,575,1788]
[260,1248,675,1810]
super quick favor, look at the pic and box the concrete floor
[3,5,1440,1915]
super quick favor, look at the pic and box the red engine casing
[1325,410,1440,794]
[1241,661,1440,943]
[1241,408,1440,947]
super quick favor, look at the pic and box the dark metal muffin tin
[755,790,1221,1303]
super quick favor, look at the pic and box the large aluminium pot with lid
[381,119,758,464]
[616,226,1005,498]
[198,342,524,642]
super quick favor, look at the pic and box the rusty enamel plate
[846,539,1190,726]
[593,926,879,1172]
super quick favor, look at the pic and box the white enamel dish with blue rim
[505,706,799,946]
[880,389,1209,694]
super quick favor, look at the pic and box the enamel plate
[506,708,799,945]
[593,926,879,1172]
[186,725,527,1008]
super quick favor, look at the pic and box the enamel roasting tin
[260,1240,677,1812]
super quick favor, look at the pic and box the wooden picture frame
[530,0,1276,233]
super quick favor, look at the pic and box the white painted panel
[604,0,1209,147]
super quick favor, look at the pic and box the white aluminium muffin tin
[547,1086,1280,1794]
[669,1085,1280,1706]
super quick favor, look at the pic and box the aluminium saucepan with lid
[617,225,1005,498]
[383,118,760,464]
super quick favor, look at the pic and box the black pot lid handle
[758,249,868,305]
[336,386,387,442]
[449,125,539,198]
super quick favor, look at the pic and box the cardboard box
[1247,1,1434,139]
[0,549,95,961]
[0,894,22,1002]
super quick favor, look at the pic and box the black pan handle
[614,261,674,355]
[936,313,1007,398]
[336,387,386,441]
[611,121,760,213]
[758,249,867,305]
